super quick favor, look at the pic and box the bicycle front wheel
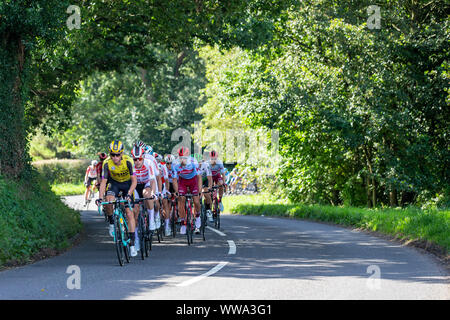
[138,214,145,260]
[114,217,124,266]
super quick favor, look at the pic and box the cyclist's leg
[85,181,91,202]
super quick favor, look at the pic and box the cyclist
[172,147,202,235]
[142,143,163,229]
[155,152,172,236]
[95,152,108,192]
[198,155,213,222]
[97,140,138,257]
[207,150,226,212]
[164,154,177,236]
[131,144,156,251]
[84,160,98,205]
[134,142,160,231]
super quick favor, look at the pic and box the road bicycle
[155,195,165,243]
[99,197,132,266]
[211,185,222,229]
[165,193,179,238]
[134,196,155,260]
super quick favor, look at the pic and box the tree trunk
[366,176,372,207]
[390,188,398,207]
[0,33,28,179]
[173,51,186,78]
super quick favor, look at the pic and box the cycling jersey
[102,155,135,183]
[208,160,225,177]
[198,161,212,177]
[166,164,175,183]
[172,158,199,180]
[158,162,169,184]
[95,161,104,179]
[143,153,160,176]
[85,165,97,179]
[134,159,155,185]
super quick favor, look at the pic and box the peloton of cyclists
[94,141,228,260]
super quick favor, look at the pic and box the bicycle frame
[100,199,130,248]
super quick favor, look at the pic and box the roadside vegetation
[223,194,450,256]
[0,172,82,267]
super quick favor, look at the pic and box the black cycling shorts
[168,182,175,194]
[135,183,151,199]
[106,180,131,197]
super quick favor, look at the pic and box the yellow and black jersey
[102,154,135,183]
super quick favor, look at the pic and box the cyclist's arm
[84,168,89,185]
[128,175,137,197]
[99,178,107,200]
[127,160,137,197]
[208,175,213,189]
[150,179,156,196]
[99,163,110,199]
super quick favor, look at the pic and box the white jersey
[199,161,212,177]
[134,159,156,185]
[143,153,160,176]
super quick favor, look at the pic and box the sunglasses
[110,153,122,158]
[133,158,143,162]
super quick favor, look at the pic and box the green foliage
[51,183,85,196]
[60,48,206,157]
[226,194,450,253]
[200,1,450,207]
[0,171,82,266]
[32,159,89,185]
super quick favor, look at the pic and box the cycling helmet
[210,150,218,159]
[91,160,98,166]
[109,140,124,153]
[144,144,153,154]
[131,145,144,159]
[164,154,174,163]
[154,153,163,162]
[178,146,190,157]
[98,152,107,160]
[134,140,145,148]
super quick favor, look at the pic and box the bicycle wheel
[217,208,221,229]
[201,203,206,241]
[114,216,124,266]
[120,216,131,263]
[138,213,145,260]
[142,207,150,257]
[158,210,164,242]
[171,202,177,238]
[185,200,191,245]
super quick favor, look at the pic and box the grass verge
[51,183,85,196]
[0,172,83,268]
[223,194,449,259]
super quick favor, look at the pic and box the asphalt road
[0,195,448,300]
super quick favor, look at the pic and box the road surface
[0,195,448,299]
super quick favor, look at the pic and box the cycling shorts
[212,175,224,185]
[106,180,133,208]
[135,182,151,200]
[178,175,199,196]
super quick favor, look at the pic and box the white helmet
[164,154,174,163]
[91,160,98,166]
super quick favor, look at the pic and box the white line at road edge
[176,236,236,287]
[206,226,226,237]
[176,262,229,287]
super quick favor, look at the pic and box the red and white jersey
[134,159,156,184]
[85,165,97,179]
[158,162,169,184]
[143,153,160,176]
